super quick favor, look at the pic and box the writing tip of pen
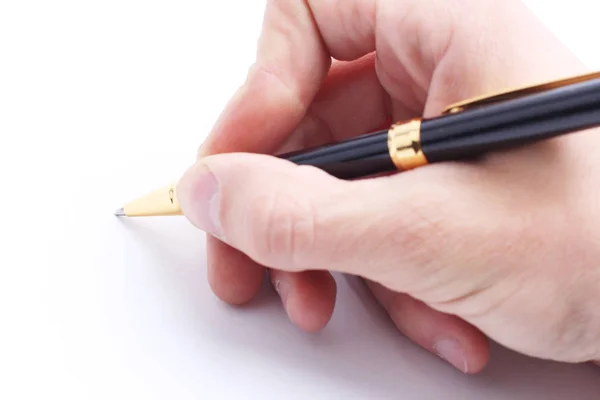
[114,207,126,217]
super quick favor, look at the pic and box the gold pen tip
[114,207,126,217]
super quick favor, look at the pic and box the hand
[177,0,600,373]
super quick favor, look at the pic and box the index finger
[198,0,377,157]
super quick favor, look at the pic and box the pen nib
[114,207,126,217]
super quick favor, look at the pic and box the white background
[2,1,600,399]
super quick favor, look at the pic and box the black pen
[115,71,600,217]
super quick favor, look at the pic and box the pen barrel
[422,105,600,162]
[280,130,395,179]
[422,77,600,145]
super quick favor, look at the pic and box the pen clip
[441,70,600,114]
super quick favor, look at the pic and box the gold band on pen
[387,119,428,171]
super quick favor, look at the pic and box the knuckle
[247,189,316,269]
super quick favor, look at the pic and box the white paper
[3,1,600,398]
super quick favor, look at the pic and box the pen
[115,71,600,217]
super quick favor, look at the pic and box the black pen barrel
[278,76,600,179]
[422,106,600,162]
[422,77,600,144]
[280,129,395,179]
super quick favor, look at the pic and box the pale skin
[176,0,600,373]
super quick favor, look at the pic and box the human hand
[177,0,600,373]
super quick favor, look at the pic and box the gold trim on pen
[387,119,428,171]
[118,183,182,217]
[442,70,600,114]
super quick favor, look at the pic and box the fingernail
[273,275,291,308]
[433,339,468,373]
[177,163,222,238]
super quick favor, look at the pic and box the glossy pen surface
[421,76,600,144]
[281,129,393,179]
[278,75,600,179]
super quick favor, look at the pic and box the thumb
[176,153,469,294]
[176,152,369,273]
